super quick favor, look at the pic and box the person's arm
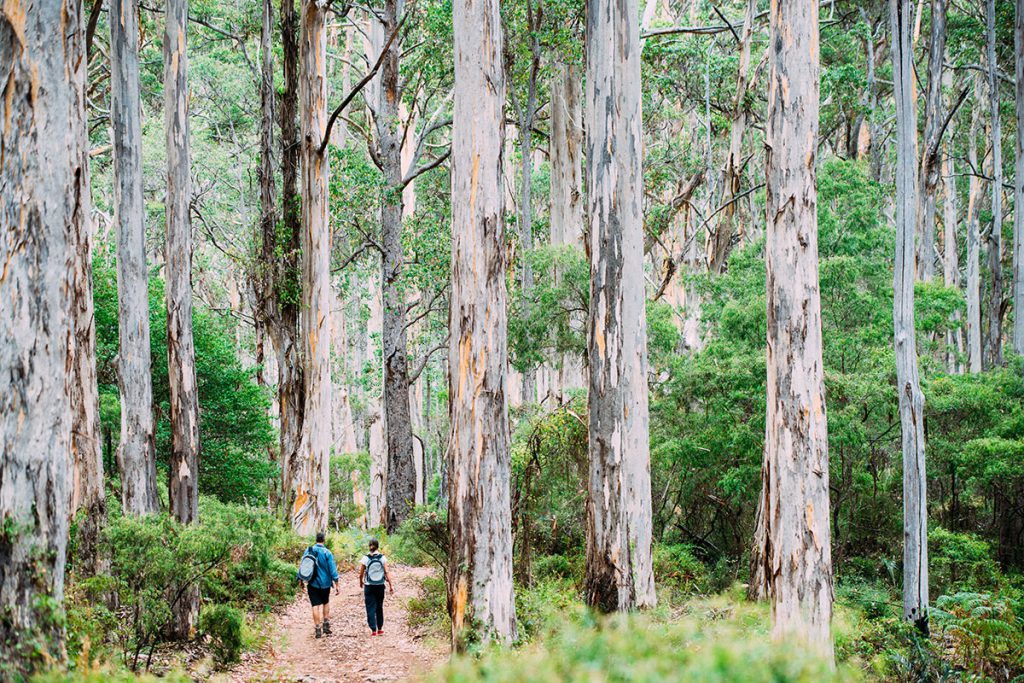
[358,563,366,588]
[330,553,340,594]
[384,562,394,594]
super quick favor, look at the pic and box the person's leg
[364,585,378,632]
[323,601,332,634]
[312,604,323,626]
[374,585,385,632]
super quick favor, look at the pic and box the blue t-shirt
[300,543,339,589]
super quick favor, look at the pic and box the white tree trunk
[290,0,331,536]
[447,0,517,648]
[164,0,201,637]
[941,71,964,373]
[0,0,83,667]
[110,0,159,515]
[549,61,586,398]
[1014,0,1024,356]
[916,0,946,281]
[967,73,984,373]
[584,0,656,612]
[755,0,834,658]
[892,0,929,632]
[985,0,1004,367]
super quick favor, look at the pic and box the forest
[2,0,1024,679]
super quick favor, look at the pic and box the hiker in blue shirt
[296,531,340,639]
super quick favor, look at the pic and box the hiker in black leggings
[358,538,394,636]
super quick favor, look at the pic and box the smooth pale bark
[1014,0,1024,356]
[278,0,305,512]
[967,76,985,373]
[367,273,387,529]
[110,0,159,514]
[290,0,331,535]
[708,0,757,275]
[584,0,656,612]
[164,0,200,638]
[549,61,586,398]
[0,0,82,668]
[70,5,106,574]
[754,0,834,658]
[916,0,946,281]
[892,0,929,633]
[448,0,517,648]
[985,0,1004,367]
[942,69,963,373]
[374,0,417,533]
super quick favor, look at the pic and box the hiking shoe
[323,620,332,635]
[376,630,384,636]
[315,625,322,639]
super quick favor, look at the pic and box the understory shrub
[197,604,244,666]
[932,591,1024,680]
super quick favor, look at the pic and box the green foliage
[652,544,708,598]
[328,452,371,531]
[92,256,276,505]
[929,528,1002,597]
[933,592,1024,679]
[197,604,244,666]
[441,603,857,682]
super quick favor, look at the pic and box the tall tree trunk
[376,0,417,533]
[708,0,757,275]
[942,69,964,373]
[368,273,387,529]
[755,0,833,658]
[893,0,929,633]
[967,73,985,373]
[70,2,106,574]
[985,0,1004,367]
[0,0,83,669]
[279,0,306,520]
[164,0,201,638]
[290,0,331,536]
[549,61,586,398]
[110,0,159,515]
[448,0,517,648]
[1014,0,1024,356]
[916,0,946,281]
[584,0,657,612]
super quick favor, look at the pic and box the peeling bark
[0,0,83,668]
[290,0,331,536]
[111,0,159,514]
[967,74,984,373]
[892,0,929,633]
[447,0,517,648]
[584,0,657,612]
[756,0,834,658]
[1014,0,1024,356]
[164,0,201,638]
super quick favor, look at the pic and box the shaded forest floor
[218,566,447,682]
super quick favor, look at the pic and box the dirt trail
[221,566,447,682]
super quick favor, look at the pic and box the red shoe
[376,630,384,636]
[370,631,378,637]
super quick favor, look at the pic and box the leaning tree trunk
[164,0,201,638]
[110,0,159,515]
[916,0,946,281]
[967,73,984,373]
[376,0,417,533]
[584,0,657,612]
[279,0,306,520]
[985,0,1004,368]
[290,0,331,536]
[70,8,106,575]
[0,0,84,670]
[447,0,517,649]
[893,0,930,633]
[549,61,586,399]
[755,0,834,658]
[1014,0,1024,356]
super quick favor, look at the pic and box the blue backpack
[365,553,386,585]
[298,546,319,583]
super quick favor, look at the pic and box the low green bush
[440,602,858,682]
[197,604,244,666]
[653,543,707,597]
[932,591,1024,680]
[407,573,451,640]
[929,527,1002,596]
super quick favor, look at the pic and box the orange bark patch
[451,574,468,632]
[806,502,820,550]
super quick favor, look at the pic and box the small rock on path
[220,566,447,683]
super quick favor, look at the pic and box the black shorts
[308,585,331,607]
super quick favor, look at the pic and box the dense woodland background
[3,0,1024,679]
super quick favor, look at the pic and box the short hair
[316,531,326,543]
[368,537,379,551]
